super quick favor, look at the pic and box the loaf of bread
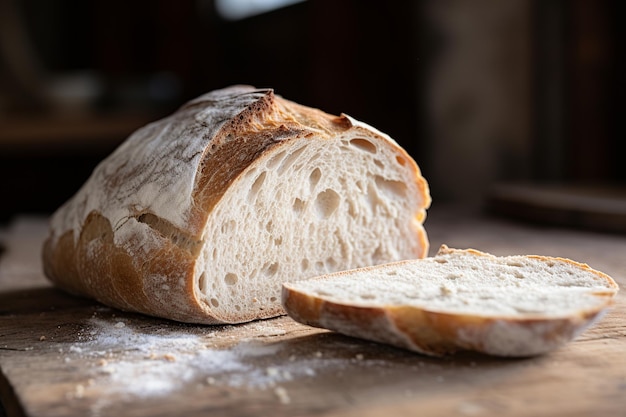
[282,245,618,357]
[42,85,431,324]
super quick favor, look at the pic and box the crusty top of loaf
[49,85,410,248]
[50,86,266,242]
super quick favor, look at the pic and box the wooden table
[1,207,625,417]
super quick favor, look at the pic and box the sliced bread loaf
[282,245,619,357]
[42,85,430,324]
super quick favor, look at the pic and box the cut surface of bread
[42,85,430,324]
[282,245,618,357]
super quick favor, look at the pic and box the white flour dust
[63,317,352,401]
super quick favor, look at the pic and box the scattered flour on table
[65,317,353,402]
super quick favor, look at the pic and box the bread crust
[282,246,618,357]
[42,86,430,324]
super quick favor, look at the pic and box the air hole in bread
[325,257,337,269]
[315,189,340,219]
[293,198,306,213]
[349,138,377,154]
[266,150,286,169]
[446,273,462,280]
[274,236,283,246]
[265,220,273,232]
[316,290,332,297]
[278,146,307,175]
[347,200,357,218]
[396,155,407,166]
[199,272,207,291]
[507,260,524,267]
[235,305,241,311]
[366,184,379,211]
[374,159,384,169]
[435,258,448,264]
[372,246,384,264]
[224,273,238,286]
[270,296,277,302]
[301,259,310,271]
[375,176,407,199]
[360,294,376,300]
[263,262,279,277]
[386,271,397,276]
[249,171,267,202]
[309,167,322,190]
[221,220,236,234]
[513,271,525,279]
[315,261,324,271]
[210,298,220,307]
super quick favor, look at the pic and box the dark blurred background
[0,0,624,229]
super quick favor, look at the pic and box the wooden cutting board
[1,208,625,417]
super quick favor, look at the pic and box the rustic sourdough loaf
[42,85,431,324]
[282,245,618,357]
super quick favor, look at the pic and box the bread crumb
[101,366,115,375]
[457,401,484,415]
[39,336,46,341]
[355,353,364,360]
[69,345,83,354]
[314,351,323,358]
[206,377,216,385]
[114,322,126,328]
[266,367,280,377]
[274,386,290,404]
[97,359,108,367]
[74,384,85,399]
[163,353,177,362]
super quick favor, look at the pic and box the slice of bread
[282,245,619,357]
[42,86,430,324]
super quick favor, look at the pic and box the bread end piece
[282,246,618,357]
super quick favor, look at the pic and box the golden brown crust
[44,211,211,322]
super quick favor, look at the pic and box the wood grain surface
[1,207,625,417]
